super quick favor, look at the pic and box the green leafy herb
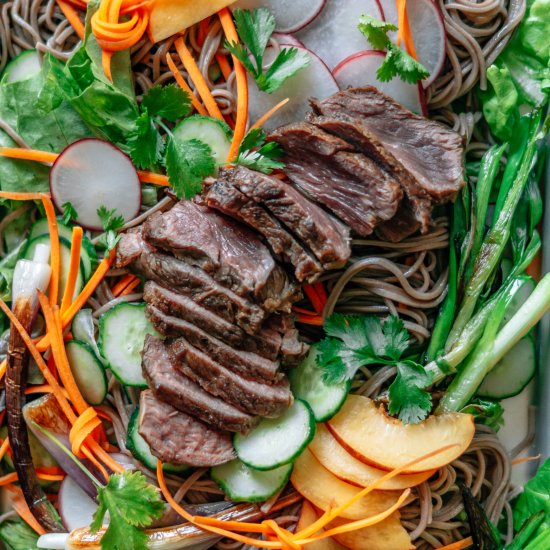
[90,471,165,550]
[358,15,429,84]
[97,206,125,252]
[141,84,192,122]
[0,517,39,550]
[61,201,78,225]
[316,314,432,423]
[164,137,216,199]
[226,8,310,93]
[127,112,165,170]
[233,128,284,173]
[460,398,504,432]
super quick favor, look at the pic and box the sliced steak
[117,230,265,334]
[269,122,402,236]
[142,335,258,432]
[148,306,282,382]
[143,201,299,311]
[309,87,465,229]
[263,314,309,367]
[375,198,421,242]
[203,177,323,282]
[138,390,234,467]
[172,339,293,417]
[222,166,351,269]
[115,227,148,268]
[144,281,281,359]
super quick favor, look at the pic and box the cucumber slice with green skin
[98,303,159,387]
[173,115,232,166]
[71,309,101,358]
[234,399,315,470]
[477,336,536,400]
[28,218,98,280]
[22,235,84,305]
[65,340,107,405]
[126,408,190,474]
[290,346,350,422]
[2,49,41,83]
[211,459,292,502]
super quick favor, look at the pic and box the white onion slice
[50,139,141,231]
[58,476,99,532]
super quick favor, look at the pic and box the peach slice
[290,448,402,520]
[309,424,435,489]
[295,501,346,550]
[327,395,475,473]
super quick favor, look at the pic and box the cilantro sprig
[316,314,433,423]
[97,206,125,253]
[233,128,284,174]
[227,8,310,93]
[61,201,78,225]
[358,15,429,84]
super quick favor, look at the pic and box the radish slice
[247,46,338,131]
[50,139,141,231]
[379,0,446,88]
[295,0,382,70]
[59,476,99,531]
[233,0,325,34]
[333,50,424,114]
[272,32,304,48]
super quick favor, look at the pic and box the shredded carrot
[56,0,85,39]
[175,37,224,121]
[512,454,541,466]
[137,169,169,186]
[251,98,290,130]
[313,281,327,304]
[396,0,418,59]
[197,16,211,46]
[0,439,10,462]
[25,385,71,399]
[292,306,319,316]
[215,53,233,81]
[41,196,61,306]
[0,190,50,201]
[437,537,474,550]
[296,314,324,326]
[69,407,102,458]
[112,274,137,296]
[119,277,141,296]
[166,52,209,116]
[0,147,58,164]
[303,284,326,315]
[36,471,65,482]
[61,226,83,314]
[7,485,46,535]
[0,359,6,381]
[526,250,542,281]
[218,8,248,163]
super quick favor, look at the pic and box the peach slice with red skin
[327,395,475,473]
[309,424,435,489]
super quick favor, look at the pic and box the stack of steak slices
[116,86,465,469]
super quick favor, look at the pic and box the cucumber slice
[98,303,159,387]
[290,346,350,422]
[211,459,292,502]
[173,115,232,166]
[126,408,190,474]
[71,309,101,358]
[477,336,536,400]
[28,218,97,280]
[2,50,41,83]
[22,235,84,305]
[234,400,315,470]
[65,340,107,405]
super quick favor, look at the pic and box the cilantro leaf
[233,128,284,174]
[61,201,78,225]
[164,137,216,199]
[227,8,310,93]
[141,84,192,122]
[358,15,429,84]
[127,112,164,170]
[364,315,409,360]
[387,361,432,424]
[91,471,164,550]
[97,206,125,252]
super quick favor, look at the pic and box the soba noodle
[0,1,530,547]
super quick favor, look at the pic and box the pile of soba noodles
[0,1,532,547]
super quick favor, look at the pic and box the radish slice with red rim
[247,45,339,131]
[50,138,141,231]
[333,50,426,115]
[272,32,304,48]
[295,0,382,70]
[59,476,99,531]
[379,0,446,88]
[232,0,325,34]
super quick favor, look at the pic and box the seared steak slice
[143,202,299,311]
[203,177,323,282]
[117,230,265,334]
[115,227,148,268]
[222,166,351,269]
[148,306,281,382]
[263,314,309,367]
[269,122,402,236]
[142,336,258,432]
[138,391,234,467]
[375,198,421,242]
[172,339,293,417]
[309,87,465,226]
[144,281,281,359]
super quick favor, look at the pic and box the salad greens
[233,128,284,174]
[96,206,125,253]
[0,517,39,550]
[226,8,311,93]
